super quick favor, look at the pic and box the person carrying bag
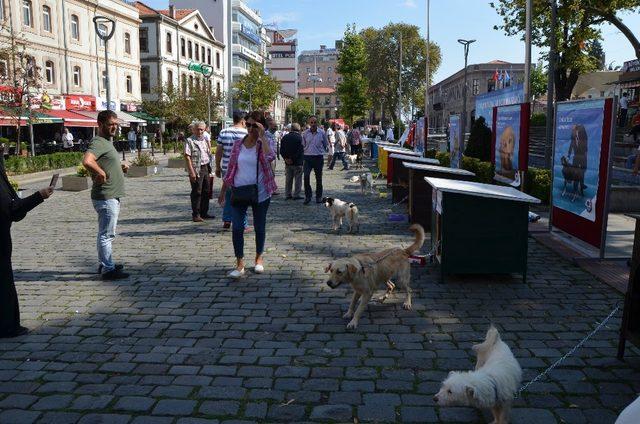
[218,111,277,279]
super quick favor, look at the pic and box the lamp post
[188,61,214,133]
[93,17,117,154]
[309,55,322,115]
[457,38,475,148]
[545,0,557,167]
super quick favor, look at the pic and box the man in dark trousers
[279,123,304,200]
[301,115,328,204]
[0,157,53,338]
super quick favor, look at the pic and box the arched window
[45,60,54,83]
[195,42,199,60]
[126,75,132,93]
[188,41,192,59]
[167,69,173,88]
[70,14,79,40]
[42,5,51,32]
[22,0,32,27]
[72,65,81,86]
[180,37,185,57]
[124,33,131,54]
[166,32,172,53]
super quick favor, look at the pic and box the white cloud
[402,0,417,7]
[264,12,300,26]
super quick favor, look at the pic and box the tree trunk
[599,12,640,60]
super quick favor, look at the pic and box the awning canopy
[39,109,97,127]
[117,111,146,124]
[74,110,128,125]
[129,111,164,125]
[0,107,63,126]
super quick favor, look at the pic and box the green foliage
[531,61,547,99]
[465,117,492,162]
[531,112,546,126]
[461,156,495,184]
[336,25,371,124]
[9,177,18,191]
[76,165,89,177]
[234,62,281,111]
[142,83,222,130]
[524,167,551,204]
[131,153,159,167]
[287,98,314,126]
[4,152,83,175]
[435,151,450,167]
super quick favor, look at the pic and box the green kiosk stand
[405,162,475,230]
[389,154,439,203]
[425,177,540,282]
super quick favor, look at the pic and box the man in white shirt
[620,92,629,128]
[184,121,212,222]
[62,128,74,150]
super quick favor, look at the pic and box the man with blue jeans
[302,115,328,204]
[215,111,248,229]
[83,110,129,280]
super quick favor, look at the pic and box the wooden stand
[406,163,475,231]
[389,154,439,204]
[618,214,640,359]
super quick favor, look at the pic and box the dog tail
[404,224,425,255]
[484,325,501,346]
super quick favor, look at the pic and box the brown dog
[325,224,425,329]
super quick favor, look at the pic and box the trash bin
[141,135,148,149]
[371,140,378,159]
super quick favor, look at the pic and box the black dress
[0,157,43,337]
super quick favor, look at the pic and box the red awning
[42,109,98,127]
[0,116,26,126]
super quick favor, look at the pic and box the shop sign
[622,59,640,73]
[96,96,120,111]
[29,92,66,110]
[65,94,96,111]
[120,103,139,112]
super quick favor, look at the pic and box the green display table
[405,163,475,230]
[389,154,439,204]
[425,177,540,282]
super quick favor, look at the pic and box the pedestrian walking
[349,126,363,157]
[619,92,629,128]
[82,110,129,280]
[0,157,54,338]
[302,115,328,204]
[280,123,304,199]
[215,110,248,229]
[325,123,335,168]
[127,128,137,153]
[184,121,213,222]
[218,110,277,279]
[328,124,349,170]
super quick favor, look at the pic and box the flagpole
[425,0,430,149]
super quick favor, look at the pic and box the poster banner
[449,115,461,168]
[493,104,521,185]
[475,83,524,125]
[552,99,605,222]
[415,117,425,154]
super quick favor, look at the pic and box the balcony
[232,44,262,63]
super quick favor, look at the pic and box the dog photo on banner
[494,104,522,187]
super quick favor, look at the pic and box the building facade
[0,0,141,109]
[135,2,225,107]
[297,42,341,91]
[269,90,293,127]
[427,60,525,131]
[298,87,339,122]
[266,29,296,98]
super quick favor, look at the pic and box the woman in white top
[325,123,335,168]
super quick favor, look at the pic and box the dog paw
[342,310,354,319]
[377,296,388,303]
[346,319,358,329]
[403,301,412,310]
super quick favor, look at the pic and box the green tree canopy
[234,63,281,111]
[336,24,370,124]
[142,83,222,130]
[531,61,547,99]
[286,98,313,126]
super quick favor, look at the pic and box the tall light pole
[398,32,403,134]
[524,0,532,102]
[309,55,322,115]
[425,0,430,146]
[545,0,557,167]
[457,38,475,146]
[93,17,118,154]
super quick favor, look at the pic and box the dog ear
[346,263,358,275]
[324,263,332,273]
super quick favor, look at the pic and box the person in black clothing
[279,123,304,200]
[0,157,53,338]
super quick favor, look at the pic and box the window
[216,81,221,96]
[72,65,81,86]
[70,14,79,40]
[98,24,107,47]
[101,70,107,90]
[22,0,32,27]
[124,32,131,54]
[167,69,173,87]
[306,67,310,73]
[25,56,35,78]
[189,75,193,92]
[141,66,149,93]
[42,5,51,32]
[195,42,199,60]
[180,37,185,57]
[195,76,200,90]
[472,79,479,95]
[44,60,54,83]
[188,41,192,59]
[139,28,148,52]
[0,61,7,79]
[0,0,4,21]
[201,46,205,62]
[126,75,132,93]
[166,32,172,53]
[215,51,220,69]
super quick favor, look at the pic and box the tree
[492,0,640,100]
[234,62,280,111]
[286,98,313,126]
[336,24,370,124]
[531,61,547,99]
[588,39,605,70]
[360,23,441,125]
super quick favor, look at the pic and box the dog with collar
[323,197,360,233]
[324,224,425,329]
[434,325,522,424]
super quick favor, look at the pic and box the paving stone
[152,399,197,416]
[0,409,41,424]
[77,413,132,424]
[113,396,155,412]
[510,408,557,423]
[266,404,306,421]
[199,400,240,416]
[37,411,83,424]
[401,406,439,422]
[30,395,73,410]
[243,402,268,419]
[310,404,353,421]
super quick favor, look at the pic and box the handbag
[230,141,260,207]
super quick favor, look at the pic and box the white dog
[322,197,360,233]
[350,173,374,194]
[434,326,522,424]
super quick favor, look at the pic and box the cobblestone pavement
[2,161,640,424]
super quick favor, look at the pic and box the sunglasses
[246,123,260,129]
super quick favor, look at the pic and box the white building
[266,29,297,98]
[270,90,293,127]
[135,1,225,107]
[0,0,141,109]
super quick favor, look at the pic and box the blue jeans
[128,139,136,151]
[223,178,248,227]
[231,198,270,259]
[92,198,120,273]
[329,152,348,170]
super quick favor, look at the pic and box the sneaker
[228,268,245,279]
[102,269,130,280]
[223,221,231,229]
[254,264,264,274]
[303,198,311,205]
[98,264,123,274]
[192,216,204,222]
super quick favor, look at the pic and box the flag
[493,69,499,81]
[505,70,511,83]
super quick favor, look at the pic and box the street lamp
[93,17,118,154]
[187,61,214,132]
[309,55,322,115]
[457,38,475,147]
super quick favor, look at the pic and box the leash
[390,195,409,209]
[515,304,621,398]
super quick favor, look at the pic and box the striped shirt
[217,126,248,173]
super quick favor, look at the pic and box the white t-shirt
[621,96,629,110]
[326,128,335,145]
[234,144,268,202]
[63,132,73,148]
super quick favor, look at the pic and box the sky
[146,0,640,84]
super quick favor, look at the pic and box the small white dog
[434,326,522,424]
[350,173,374,194]
[347,153,363,169]
[322,197,360,233]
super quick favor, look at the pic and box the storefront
[616,59,640,124]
